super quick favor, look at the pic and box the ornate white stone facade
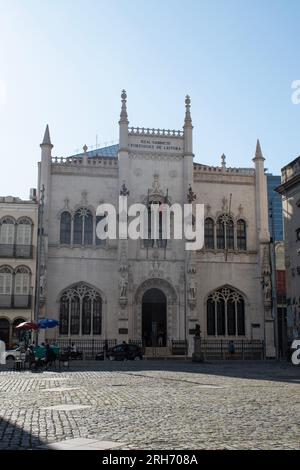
[37,92,275,357]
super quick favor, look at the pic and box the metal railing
[53,338,264,360]
[0,244,33,259]
[55,338,117,359]
[200,339,264,360]
[170,340,188,355]
[0,294,32,309]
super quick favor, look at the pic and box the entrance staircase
[144,346,188,360]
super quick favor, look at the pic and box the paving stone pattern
[0,361,299,450]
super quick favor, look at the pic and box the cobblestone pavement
[0,361,299,450]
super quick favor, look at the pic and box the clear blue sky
[1,0,300,199]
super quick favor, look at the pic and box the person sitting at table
[26,346,38,372]
[45,344,57,369]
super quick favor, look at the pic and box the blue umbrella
[38,318,60,329]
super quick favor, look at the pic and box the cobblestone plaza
[0,361,299,450]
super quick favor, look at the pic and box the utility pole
[34,185,45,343]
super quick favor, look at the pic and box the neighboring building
[267,173,284,241]
[0,195,38,347]
[274,241,287,357]
[266,175,287,356]
[277,156,300,341]
[37,91,275,357]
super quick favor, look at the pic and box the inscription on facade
[129,139,182,152]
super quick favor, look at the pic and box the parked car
[5,347,22,361]
[62,347,83,360]
[95,343,143,361]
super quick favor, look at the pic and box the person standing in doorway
[228,340,235,357]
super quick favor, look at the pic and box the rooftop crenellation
[128,127,184,137]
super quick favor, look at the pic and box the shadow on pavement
[0,417,47,450]
[0,359,295,384]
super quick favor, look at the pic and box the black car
[95,343,143,361]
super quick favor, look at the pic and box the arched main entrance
[142,288,167,347]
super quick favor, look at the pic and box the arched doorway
[142,288,167,347]
[0,318,10,347]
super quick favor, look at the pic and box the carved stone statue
[263,277,272,302]
[40,267,47,298]
[188,278,197,300]
[119,277,128,298]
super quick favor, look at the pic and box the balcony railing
[0,294,32,308]
[0,244,33,259]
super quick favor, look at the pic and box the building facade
[266,174,287,356]
[267,173,284,242]
[37,92,275,357]
[0,195,38,347]
[277,156,300,341]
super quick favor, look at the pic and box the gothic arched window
[93,296,102,335]
[73,208,93,245]
[73,210,83,244]
[59,294,69,335]
[216,218,225,249]
[96,215,106,246]
[207,287,245,336]
[227,218,234,250]
[84,210,93,245]
[237,219,247,250]
[216,214,234,250]
[144,201,167,248]
[60,212,71,244]
[204,218,214,249]
[82,296,92,335]
[70,296,80,335]
[59,283,102,336]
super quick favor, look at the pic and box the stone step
[144,347,171,357]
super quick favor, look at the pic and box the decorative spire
[187,185,196,203]
[254,139,265,161]
[83,144,88,153]
[119,89,128,123]
[221,153,226,170]
[184,95,192,127]
[41,124,53,147]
